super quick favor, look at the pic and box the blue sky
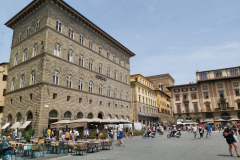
[0,0,240,85]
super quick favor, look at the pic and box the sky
[0,0,240,85]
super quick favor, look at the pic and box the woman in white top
[192,124,198,139]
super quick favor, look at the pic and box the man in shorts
[205,123,211,138]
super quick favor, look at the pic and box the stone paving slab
[52,131,240,160]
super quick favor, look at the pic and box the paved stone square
[53,131,240,160]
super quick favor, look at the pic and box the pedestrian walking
[118,128,125,147]
[2,136,16,160]
[47,128,51,139]
[199,125,203,139]
[65,129,70,141]
[205,123,211,138]
[236,122,240,136]
[192,124,198,139]
[62,129,66,141]
[129,127,133,138]
[95,128,100,140]
[224,123,240,157]
[71,130,75,143]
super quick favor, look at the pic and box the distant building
[0,63,8,131]
[167,66,240,125]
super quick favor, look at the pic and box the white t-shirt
[192,126,197,132]
[13,130,17,137]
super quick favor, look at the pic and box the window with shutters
[177,104,181,113]
[206,105,211,111]
[194,103,198,112]
[175,95,180,101]
[236,90,240,96]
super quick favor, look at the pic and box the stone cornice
[5,0,135,57]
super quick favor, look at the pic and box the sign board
[134,123,142,130]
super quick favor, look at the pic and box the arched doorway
[98,112,103,119]
[221,112,230,120]
[48,110,58,128]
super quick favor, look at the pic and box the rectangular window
[174,89,179,92]
[19,96,22,102]
[2,75,7,81]
[79,98,82,103]
[108,103,110,107]
[218,84,223,88]
[138,87,140,93]
[219,92,224,98]
[204,93,208,99]
[182,88,187,92]
[121,105,123,108]
[30,94,33,100]
[67,96,71,101]
[100,101,102,106]
[53,93,57,99]
[234,82,238,87]
[192,94,196,99]
[115,104,117,108]
[89,99,92,104]
[236,90,240,96]
[203,86,207,90]
[238,103,240,109]
[10,99,13,104]
[191,87,196,91]
[194,103,198,112]
[0,106,3,113]
[175,95,179,100]
[139,95,141,102]
[177,104,181,113]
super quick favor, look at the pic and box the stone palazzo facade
[167,66,240,125]
[3,0,135,136]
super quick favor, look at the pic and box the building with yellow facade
[0,63,9,130]
[130,74,173,127]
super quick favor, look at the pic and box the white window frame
[80,34,84,44]
[54,44,61,57]
[89,81,93,93]
[67,50,73,62]
[99,45,102,54]
[89,59,93,70]
[113,54,116,62]
[36,20,40,32]
[99,84,103,95]
[99,64,102,74]
[67,75,72,88]
[14,54,18,66]
[17,32,21,43]
[69,27,74,39]
[89,39,93,50]
[56,20,62,32]
[20,74,25,88]
[107,67,111,77]
[30,71,35,85]
[23,49,27,62]
[120,91,123,99]
[33,43,38,57]
[26,26,30,37]
[79,79,83,90]
[11,78,15,91]
[52,70,59,85]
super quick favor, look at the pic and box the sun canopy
[10,122,21,129]
[20,121,31,129]
[50,120,71,128]
[1,123,10,129]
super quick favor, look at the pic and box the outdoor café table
[101,140,110,150]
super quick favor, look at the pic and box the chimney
[189,82,191,84]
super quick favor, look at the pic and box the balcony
[137,112,159,118]
[182,99,189,103]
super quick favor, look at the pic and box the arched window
[114,89,117,98]
[14,53,18,66]
[107,114,111,119]
[99,45,102,54]
[49,110,58,117]
[120,90,123,99]
[7,114,12,122]
[89,59,93,70]
[27,112,33,120]
[126,116,129,121]
[125,75,128,84]
[20,74,25,88]
[158,83,163,91]
[33,43,38,57]
[79,55,84,66]
[221,112,230,120]
[206,113,213,118]
[52,70,59,85]
[200,73,207,80]
[124,61,126,68]
[89,39,93,50]
[107,51,110,59]
[215,71,222,78]
[30,71,35,85]
[77,112,83,119]
[119,73,122,82]
[17,32,21,43]
[89,81,93,93]
[121,115,124,120]
[108,87,111,97]
[23,49,27,62]
[11,78,15,91]
[107,67,111,77]
[99,84,102,94]
[119,58,122,65]
[54,44,61,57]
[69,27,74,39]
[114,115,118,119]
[26,26,30,36]
[78,79,83,90]
[16,113,22,122]
[114,70,117,80]
[67,75,72,88]
[230,69,238,76]
[126,92,128,101]
[36,20,40,32]
[56,20,62,32]
[80,34,84,44]
[64,111,71,118]
[87,113,93,119]
[67,50,73,62]
[113,54,116,62]
[99,64,102,73]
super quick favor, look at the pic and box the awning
[177,122,182,124]
[1,123,10,129]
[10,122,21,129]
[20,121,31,129]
